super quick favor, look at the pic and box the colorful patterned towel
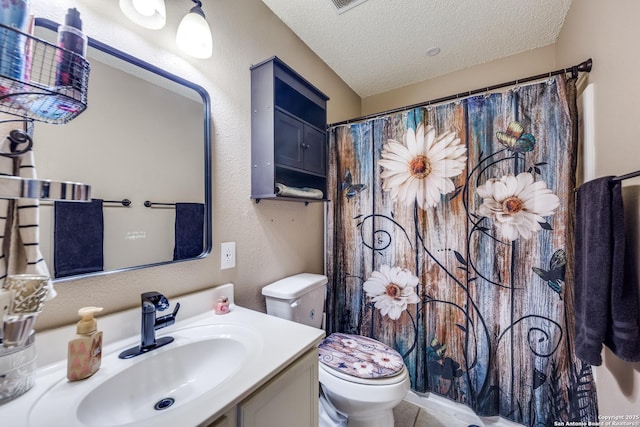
[318,333,404,379]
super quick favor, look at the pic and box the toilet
[262,273,410,427]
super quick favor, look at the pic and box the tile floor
[393,400,479,427]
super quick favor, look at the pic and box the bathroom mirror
[31,18,212,281]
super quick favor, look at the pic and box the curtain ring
[512,80,520,92]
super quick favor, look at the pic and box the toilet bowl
[262,273,411,427]
[318,345,410,427]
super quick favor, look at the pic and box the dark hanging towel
[173,202,204,261]
[54,199,104,278]
[574,177,640,365]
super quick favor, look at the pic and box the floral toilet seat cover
[317,333,404,379]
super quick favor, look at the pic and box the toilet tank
[261,273,327,329]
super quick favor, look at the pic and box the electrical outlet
[221,242,236,270]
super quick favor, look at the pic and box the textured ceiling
[261,0,573,97]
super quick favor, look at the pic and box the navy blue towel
[54,199,104,278]
[574,177,640,365]
[173,203,205,261]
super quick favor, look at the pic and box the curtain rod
[328,58,593,128]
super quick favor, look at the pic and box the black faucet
[118,291,181,359]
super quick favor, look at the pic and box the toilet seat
[319,362,408,385]
[318,333,405,383]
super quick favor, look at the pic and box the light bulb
[119,0,166,30]
[176,9,212,59]
[132,0,156,17]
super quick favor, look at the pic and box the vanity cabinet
[250,56,329,203]
[238,348,319,427]
[207,410,236,427]
[204,348,319,427]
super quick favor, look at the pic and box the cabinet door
[303,126,326,176]
[203,407,237,427]
[275,110,304,170]
[238,349,319,427]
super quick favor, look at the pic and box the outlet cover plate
[221,242,236,270]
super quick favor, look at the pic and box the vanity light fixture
[119,0,212,59]
[119,0,167,30]
[176,0,213,59]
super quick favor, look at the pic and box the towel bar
[611,170,640,182]
[144,201,175,208]
[104,199,131,206]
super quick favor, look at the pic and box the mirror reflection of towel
[173,203,204,261]
[54,199,104,278]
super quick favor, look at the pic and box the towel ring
[0,129,33,158]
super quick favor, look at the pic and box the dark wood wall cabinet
[250,56,329,203]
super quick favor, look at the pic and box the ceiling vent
[330,0,370,14]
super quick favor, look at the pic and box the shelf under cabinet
[251,194,328,204]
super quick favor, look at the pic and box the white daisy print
[476,172,560,241]
[378,123,467,210]
[363,265,420,320]
[353,361,374,376]
[372,351,404,370]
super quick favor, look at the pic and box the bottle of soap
[55,7,88,92]
[67,306,103,381]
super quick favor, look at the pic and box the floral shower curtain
[326,76,598,426]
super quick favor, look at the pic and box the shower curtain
[326,76,598,426]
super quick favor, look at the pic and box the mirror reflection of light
[132,0,158,17]
[176,1,213,59]
[119,0,166,30]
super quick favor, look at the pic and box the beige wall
[361,44,557,116]
[30,0,360,330]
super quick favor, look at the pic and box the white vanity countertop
[0,284,326,427]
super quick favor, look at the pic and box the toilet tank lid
[261,273,328,299]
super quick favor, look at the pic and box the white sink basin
[28,324,262,427]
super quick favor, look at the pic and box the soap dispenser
[67,306,103,381]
